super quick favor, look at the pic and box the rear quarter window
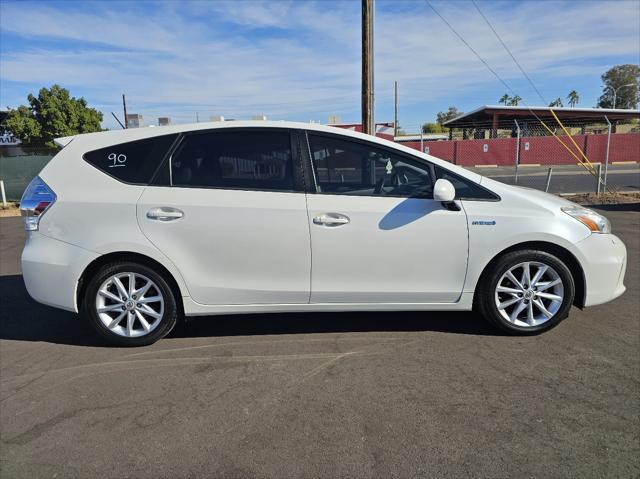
[83,134,178,185]
[435,165,499,201]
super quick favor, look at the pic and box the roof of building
[395,134,448,142]
[443,105,640,128]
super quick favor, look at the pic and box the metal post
[420,131,424,152]
[604,115,612,192]
[111,112,125,129]
[122,94,128,129]
[361,0,374,135]
[394,81,398,138]
[544,168,553,193]
[0,180,7,208]
[514,119,521,183]
[596,163,602,195]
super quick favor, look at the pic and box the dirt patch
[561,191,640,205]
[0,203,21,217]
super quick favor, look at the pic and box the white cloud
[1,0,638,130]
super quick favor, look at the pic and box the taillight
[20,176,56,231]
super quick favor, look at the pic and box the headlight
[561,206,611,234]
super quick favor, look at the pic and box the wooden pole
[362,0,374,135]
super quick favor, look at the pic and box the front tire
[476,250,575,334]
[83,261,178,346]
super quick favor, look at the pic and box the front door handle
[313,213,350,227]
[146,207,184,222]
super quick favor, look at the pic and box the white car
[20,121,626,345]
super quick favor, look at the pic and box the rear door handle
[313,213,350,227]
[146,207,184,222]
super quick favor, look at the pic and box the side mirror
[433,178,456,202]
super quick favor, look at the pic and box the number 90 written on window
[108,153,127,168]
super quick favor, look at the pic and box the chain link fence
[398,116,639,194]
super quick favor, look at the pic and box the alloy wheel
[95,272,165,337]
[494,261,564,328]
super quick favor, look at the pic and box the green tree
[4,85,103,146]
[567,90,579,107]
[498,93,510,105]
[421,122,443,134]
[597,64,639,109]
[507,95,522,106]
[549,97,563,107]
[436,106,462,126]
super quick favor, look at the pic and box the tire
[83,261,178,346]
[476,249,575,335]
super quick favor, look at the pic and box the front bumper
[21,232,99,313]
[575,233,627,307]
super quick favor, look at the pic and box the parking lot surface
[1,207,638,478]
[469,163,640,194]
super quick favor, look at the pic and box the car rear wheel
[476,250,575,334]
[83,261,178,346]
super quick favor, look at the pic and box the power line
[424,0,602,182]
[424,1,547,121]
[424,0,520,101]
[471,0,547,105]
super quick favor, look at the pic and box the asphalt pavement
[1,207,639,478]
[469,163,640,194]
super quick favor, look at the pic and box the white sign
[524,142,530,151]
[483,144,488,153]
[424,146,430,154]
[375,125,394,137]
[0,133,21,146]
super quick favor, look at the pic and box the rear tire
[83,261,178,346]
[476,250,575,335]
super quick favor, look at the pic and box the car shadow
[0,274,501,347]
[378,198,436,230]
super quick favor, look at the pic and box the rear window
[84,134,178,185]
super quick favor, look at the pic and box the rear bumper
[576,233,627,307]
[21,232,99,313]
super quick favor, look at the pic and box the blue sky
[1,0,638,132]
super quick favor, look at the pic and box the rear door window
[84,134,178,185]
[171,129,296,191]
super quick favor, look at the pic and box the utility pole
[361,0,374,135]
[394,80,398,138]
[122,94,128,129]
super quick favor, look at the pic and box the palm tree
[567,90,579,107]
[508,95,522,106]
[498,94,510,105]
[548,97,563,107]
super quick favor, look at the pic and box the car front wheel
[476,250,575,334]
[83,261,178,346]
